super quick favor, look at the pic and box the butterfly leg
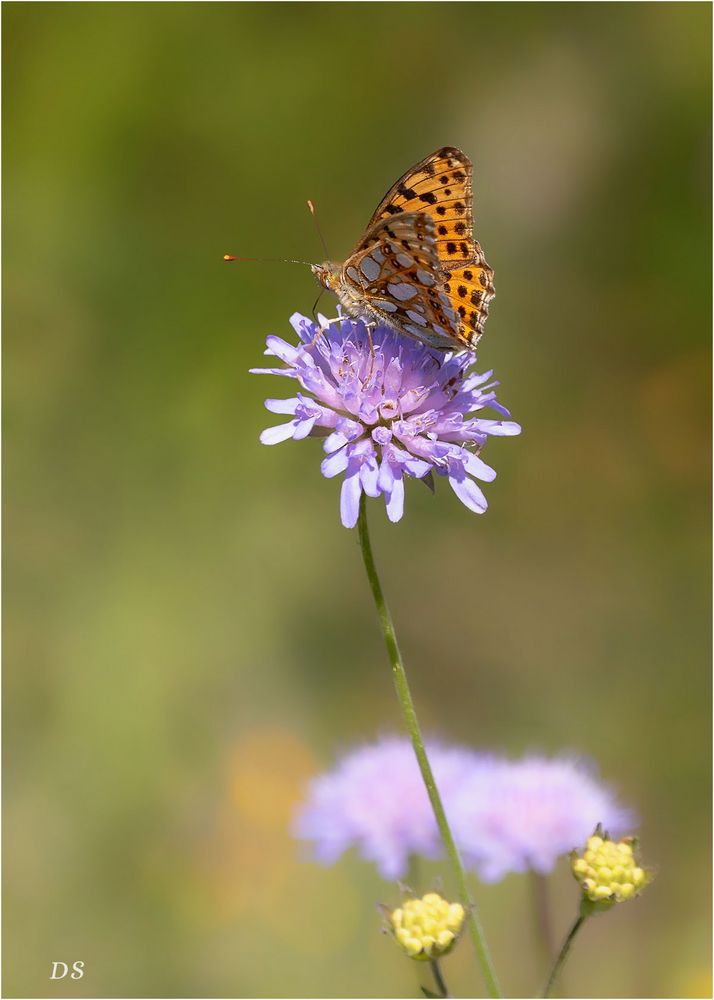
[365,323,376,382]
[297,324,331,360]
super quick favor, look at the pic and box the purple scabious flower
[251,314,520,528]
[292,736,483,880]
[449,755,636,883]
[293,738,635,884]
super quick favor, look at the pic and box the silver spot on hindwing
[387,282,417,301]
[346,266,360,284]
[416,268,436,286]
[396,252,414,268]
[360,256,380,282]
[406,309,427,327]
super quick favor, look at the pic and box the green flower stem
[430,958,450,998]
[357,496,501,999]
[542,913,588,998]
[530,870,554,968]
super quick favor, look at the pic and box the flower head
[450,755,635,882]
[388,892,465,960]
[252,314,520,527]
[292,738,634,884]
[571,827,652,909]
[292,736,482,879]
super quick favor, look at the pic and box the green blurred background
[4,3,711,997]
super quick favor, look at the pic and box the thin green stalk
[357,496,501,999]
[542,914,587,998]
[430,958,450,998]
[530,870,554,968]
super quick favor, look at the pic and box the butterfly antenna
[307,200,330,259]
[223,254,311,266]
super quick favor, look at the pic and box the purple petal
[377,457,395,493]
[249,366,298,378]
[324,432,349,454]
[340,473,362,529]
[478,419,522,436]
[390,445,432,479]
[360,458,380,498]
[265,335,301,364]
[321,447,349,478]
[464,452,497,482]
[449,473,488,513]
[385,476,405,523]
[292,417,317,440]
[289,312,317,343]
[259,422,297,445]
[265,397,299,415]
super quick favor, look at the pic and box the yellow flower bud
[446,903,465,930]
[632,867,646,887]
[571,827,652,907]
[388,893,466,961]
[437,930,454,949]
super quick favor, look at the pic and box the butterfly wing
[363,146,494,346]
[341,212,467,351]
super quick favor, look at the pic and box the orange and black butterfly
[310,147,494,352]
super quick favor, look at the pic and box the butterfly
[311,147,494,352]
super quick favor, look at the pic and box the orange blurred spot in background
[228,725,316,831]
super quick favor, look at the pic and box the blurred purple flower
[450,755,636,882]
[293,738,635,883]
[292,736,482,879]
[251,314,520,528]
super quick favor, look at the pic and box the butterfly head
[311,261,341,292]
